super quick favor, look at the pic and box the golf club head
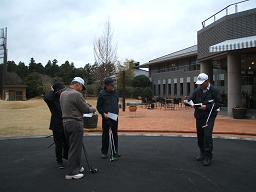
[89,168,98,174]
[110,157,118,162]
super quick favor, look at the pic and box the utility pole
[0,27,7,100]
[122,70,126,112]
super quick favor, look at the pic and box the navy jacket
[189,85,222,119]
[97,90,119,117]
[43,91,63,131]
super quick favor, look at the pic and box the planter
[232,107,247,119]
[83,114,98,129]
[129,106,137,112]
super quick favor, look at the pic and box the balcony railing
[202,0,250,28]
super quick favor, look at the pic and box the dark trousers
[101,118,118,155]
[52,129,69,163]
[63,120,83,175]
[196,116,216,158]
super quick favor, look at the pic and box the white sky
[0,0,255,67]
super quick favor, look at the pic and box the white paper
[184,100,202,107]
[108,112,118,121]
[83,113,93,118]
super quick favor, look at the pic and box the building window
[168,84,171,96]
[170,63,177,71]
[163,84,166,97]
[174,83,177,96]
[180,83,183,96]
[153,84,156,95]
[189,58,200,71]
[158,84,161,96]
[187,83,191,96]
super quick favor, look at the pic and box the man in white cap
[188,73,222,166]
[60,77,96,179]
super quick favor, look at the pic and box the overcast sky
[0,0,255,67]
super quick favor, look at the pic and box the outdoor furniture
[83,114,98,129]
[158,97,166,109]
[173,98,180,109]
[165,98,175,110]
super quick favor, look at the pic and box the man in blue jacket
[189,73,222,166]
[97,77,120,159]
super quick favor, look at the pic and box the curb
[85,129,256,137]
[1,132,256,141]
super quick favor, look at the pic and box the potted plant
[129,105,137,112]
[232,106,247,119]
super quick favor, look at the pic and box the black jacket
[43,91,63,131]
[189,85,222,119]
[96,90,119,116]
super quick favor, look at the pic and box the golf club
[45,134,54,148]
[202,103,215,128]
[109,129,117,162]
[82,142,98,174]
[47,142,55,149]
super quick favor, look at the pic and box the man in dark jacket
[43,82,68,169]
[97,77,120,159]
[189,73,222,166]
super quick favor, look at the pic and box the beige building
[1,72,27,101]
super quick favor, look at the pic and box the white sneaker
[65,173,84,180]
[79,166,85,173]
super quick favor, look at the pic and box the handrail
[202,0,249,28]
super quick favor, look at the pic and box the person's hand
[89,107,96,113]
[104,113,108,119]
[199,105,207,110]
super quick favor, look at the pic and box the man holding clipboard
[97,77,120,159]
[187,73,222,166]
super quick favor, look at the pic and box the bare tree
[93,20,117,82]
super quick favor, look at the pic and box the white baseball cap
[195,73,208,85]
[71,77,86,90]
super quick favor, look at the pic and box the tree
[28,58,44,74]
[117,59,135,88]
[16,62,29,79]
[93,19,117,82]
[25,73,43,98]
[58,61,75,84]
[45,59,59,77]
[7,61,17,72]
[132,75,151,88]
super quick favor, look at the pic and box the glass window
[180,83,183,96]
[174,83,177,96]
[187,83,191,96]
[168,84,171,96]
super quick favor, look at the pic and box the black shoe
[63,154,68,160]
[101,153,108,159]
[203,157,211,166]
[114,153,121,158]
[57,162,64,169]
[196,153,204,161]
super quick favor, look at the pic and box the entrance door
[241,53,256,109]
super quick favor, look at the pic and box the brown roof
[5,72,27,86]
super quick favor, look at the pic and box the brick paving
[92,106,256,137]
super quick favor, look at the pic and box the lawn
[0,97,138,137]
